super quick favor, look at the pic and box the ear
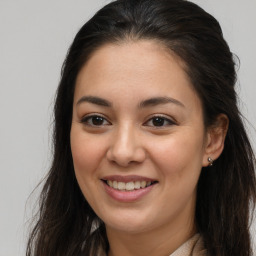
[202,114,229,167]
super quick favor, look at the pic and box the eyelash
[80,114,111,127]
[80,114,176,128]
[144,115,176,128]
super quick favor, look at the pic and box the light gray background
[0,0,255,255]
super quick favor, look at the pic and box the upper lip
[101,175,157,183]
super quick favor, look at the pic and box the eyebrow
[76,96,112,107]
[76,95,184,108]
[138,96,185,108]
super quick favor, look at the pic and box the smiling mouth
[102,180,158,191]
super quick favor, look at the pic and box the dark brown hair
[26,0,256,255]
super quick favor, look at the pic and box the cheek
[70,127,108,207]
[148,131,205,179]
[70,127,106,175]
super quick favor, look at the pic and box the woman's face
[71,40,211,236]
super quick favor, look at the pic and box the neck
[106,215,196,256]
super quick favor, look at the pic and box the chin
[102,211,155,234]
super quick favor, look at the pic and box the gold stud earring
[208,157,214,166]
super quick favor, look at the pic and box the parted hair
[26,0,256,255]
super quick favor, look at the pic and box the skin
[70,40,227,256]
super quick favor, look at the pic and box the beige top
[170,234,207,256]
[99,233,206,256]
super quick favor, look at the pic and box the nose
[106,124,146,167]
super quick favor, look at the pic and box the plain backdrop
[0,0,255,255]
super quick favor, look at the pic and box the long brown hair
[26,0,256,255]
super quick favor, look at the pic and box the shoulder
[170,233,207,256]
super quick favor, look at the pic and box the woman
[26,0,256,255]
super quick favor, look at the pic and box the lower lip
[102,181,156,202]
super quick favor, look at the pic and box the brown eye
[144,116,175,127]
[152,117,165,126]
[81,115,111,127]
[91,116,104,125]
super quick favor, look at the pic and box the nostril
[106,146,146,167]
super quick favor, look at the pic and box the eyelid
[79,113,177,128]
[80,113,111,126]
[143,114,177,127]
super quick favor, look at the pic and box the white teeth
[106,180,153,191]
[141,181,146,188]
[113,181,118,189]
[118,182,125,190]
[126,182,135,191]
[134,181,140,189]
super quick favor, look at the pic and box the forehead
[74,40,201,111]
[77,40,186,79]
